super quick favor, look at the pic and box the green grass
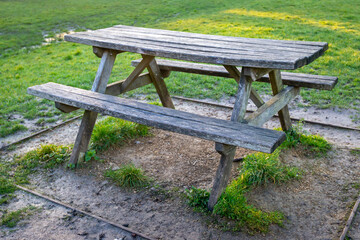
[0,206,38,228]
[278,122,332,157]
[237,150,301,187]
[350,148,360,156]
[186,150,300,233]
[90,117,150,152]
[105,164,150,188]
[13,144,71,184]
[1,0,359,137]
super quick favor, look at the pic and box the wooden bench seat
[132,59,338,90]
[27,82,285,154]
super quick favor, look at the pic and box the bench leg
[69,50,117,166]
[208,143,236,211]
[269,70,292,131]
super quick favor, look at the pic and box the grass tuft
[186,150,299,233]
[185,186,210,211]
[0,206,38,228]
[239,150,301,187]
[278,121,331,157]
[91,117,149,152]
[14,144,71,184]
[105,164,150,188]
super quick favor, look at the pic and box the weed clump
[186,151,300,233]
[185,186,210,211]
[0,206,38,228]
[105,164,150,188]
[279,120,331,156]
[14,144,71,184]
[239,150,300,187]
[91,117,149,152]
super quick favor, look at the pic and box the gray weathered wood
[56,73,153,113]
[250,88,265,108]
[244,68,272,81]
[83,29,318,61]
[28,82,286,153]
[132,59,338,90]
[207,66,253,210]
[208,143,236,211]
[224,66,252,122]
[55,102,79,113]
[120,55,154,93]
[269,70,292,131]
[246,86,300,126]
[93,46,122,58]
[65,25,328,70]
[106,73,153,96]
[69,50,117,165]
[114,25,328,48]
[146,57,175,109]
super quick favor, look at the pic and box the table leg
[208,66,252,210]
[68,50,117,166]
[146,58,175,109]
[269,70,292,131]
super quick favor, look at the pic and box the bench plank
[132,59,338,90]
[28,82,286,153]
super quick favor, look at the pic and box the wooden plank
[246,86,300,126]
[120,55,154,93]
[224,66,252,122]
[249,88,265,108]
[91,29,320,59]
[244,68,272,81]
[208,143,236,211]
[114,25,328,48]
[207,66,252,210]
[28,82,286,153]
[105,73,153,96]
[55,102,79,113]
[69,50,117,165]
[56,73,153,113]
[146,58,175,109]
[93,46,122,58]
[132,59,338,90]
[65,25,328,69]
[269,70,292,131]
[65,33,305,70]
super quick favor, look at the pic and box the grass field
[0,0,359,137]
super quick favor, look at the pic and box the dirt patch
[1,99,360,239]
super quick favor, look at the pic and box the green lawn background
[1,0,359,137]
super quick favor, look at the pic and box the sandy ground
[1,98,360,239]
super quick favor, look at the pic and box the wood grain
[69,50,117,165]
[28,82,286,153]
[246,86,300,126]
[146,57,175,109]
[269,70,292,131]
[132,59,338,90]
[65,25,328,70]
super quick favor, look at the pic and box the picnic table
[27,25,337,210]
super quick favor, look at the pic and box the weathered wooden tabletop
[65,25,328,70]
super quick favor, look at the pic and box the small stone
[99,233,105,240]
[112,166,120,171]
[77,232,88,236]
[135,141,141,144]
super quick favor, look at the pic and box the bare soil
[1,99,359,240]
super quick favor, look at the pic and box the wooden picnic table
[28,25,334,210]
